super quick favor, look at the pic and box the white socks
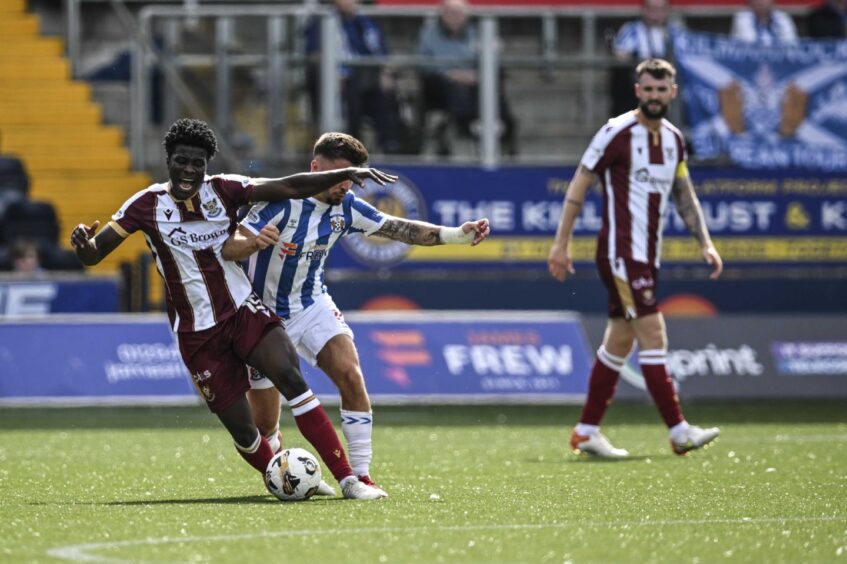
[264,427,281,453]
[575,423,600,436]
[670,420,690,442]
[288,390,320,416]
[340,409,373,477]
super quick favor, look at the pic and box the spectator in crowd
[612,0,678,62]
[416,0,518,156]
[11,240,45,277]
[807,0,846,38]
[305,0,406,154]
[731,0,798,45]
[610,0,681,117]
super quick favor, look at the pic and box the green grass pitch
[1,401,845,563]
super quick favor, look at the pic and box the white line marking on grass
[48,515,846,563]
[723,434,847,443]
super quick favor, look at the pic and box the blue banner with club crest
[672,30,847,171]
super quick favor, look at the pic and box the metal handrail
[63,0,817,170]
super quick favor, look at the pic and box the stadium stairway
[0,0,151,274]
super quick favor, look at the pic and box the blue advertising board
[0,312,592,405]
[672,30,847,172]
[0,315,196,405]
[332,166,847,270]
[0,276,119,315]
[303,311,592,402]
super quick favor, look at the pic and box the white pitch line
[47,515,846,563]
[720,434,847,443]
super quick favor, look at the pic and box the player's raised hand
[703,244,723,279]
[462,218,490,246]
[344,167,398,187]
[547,242,575,282]
[256,224,280,250]
[70,220,100,249]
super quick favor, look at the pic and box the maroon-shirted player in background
[548,59,723,457]
[71,118,395,499]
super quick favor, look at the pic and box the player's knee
[272,370,306,399]
[254,417,278,438]
[338,371,369,405]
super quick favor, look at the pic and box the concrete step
[0,37,64,56]
[0,104,101,124]
[0,53,67,65]
[23,153,131,172]
[0,126,124,149]
[31,172,150,189]
[0,0,27,12]
[0,60,70,79]
[0,15,40,35]
[0,81,91,100]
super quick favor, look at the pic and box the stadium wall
[1,312,844,407]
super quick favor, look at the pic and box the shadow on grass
[1,401,845,430]
[28,495,342,506]
[566,454,658,463]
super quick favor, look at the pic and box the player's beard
[639,100,669,119]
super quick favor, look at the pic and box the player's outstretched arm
[373,216,490,247]
[251,167,398,203]
[548,165,596,282]
[671,171,723,279]
[70,221,125,266]
[221,225,279,261]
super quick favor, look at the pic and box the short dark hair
[163,118,218,160]
[636,58,676,82]
[313,132,369,166]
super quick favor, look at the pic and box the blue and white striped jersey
[242,193,386,319]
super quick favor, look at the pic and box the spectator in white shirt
[731,0,798,45]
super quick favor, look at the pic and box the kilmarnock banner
[672,30,847,172]
[332,166,847,270]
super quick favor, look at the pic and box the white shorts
[249,294,354,390]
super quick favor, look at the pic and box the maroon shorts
[177,294,281,413]
[596,256,659,320]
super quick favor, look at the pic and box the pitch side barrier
[1,312,845,407]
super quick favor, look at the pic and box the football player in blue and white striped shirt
[222,132,490,496]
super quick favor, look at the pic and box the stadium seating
[0,0,151,274]
[0,155,28,216]
[0,200,60,247]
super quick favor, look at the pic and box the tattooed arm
[373,216,490,246]
[671,172,723,279]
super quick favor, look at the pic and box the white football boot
[341,476,389,500]
[570,430,629,458]
[671,425,720,455]
[314,480,336,496]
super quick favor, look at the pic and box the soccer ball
[264,448,322,501]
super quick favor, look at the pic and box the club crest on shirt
[665,146,675,160]
[202,198,222,218]
[330,215,346,233]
